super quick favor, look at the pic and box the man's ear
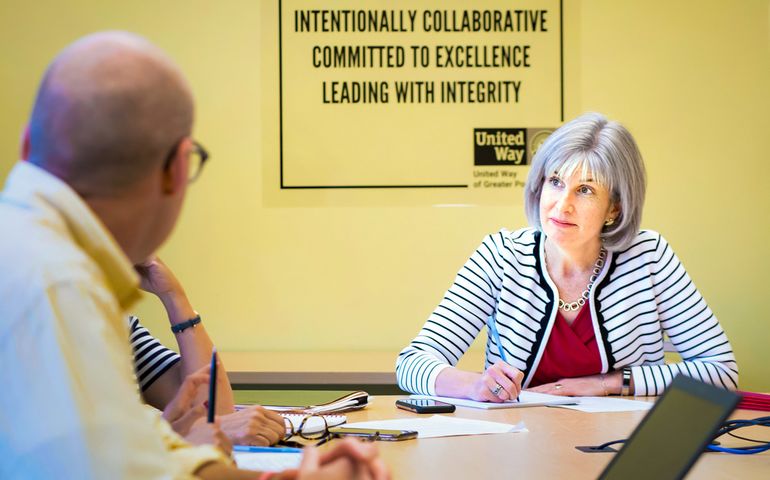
[20,125,30,161]
[162,138,191,195]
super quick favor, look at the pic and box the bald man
[0,32,387,479]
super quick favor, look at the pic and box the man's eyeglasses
[163,139,209,184]
[278,414,333,448]
[277,414,395,448]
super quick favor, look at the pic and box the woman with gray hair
[396,112,737,401]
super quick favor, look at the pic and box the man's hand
[277,439,390,480]
[220,406,286,446]
[187,418,233,457]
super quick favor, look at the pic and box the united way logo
[474,128,527,166]
[474,128,554,166]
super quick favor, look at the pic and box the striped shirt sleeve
[128,316,181,392]
[396,234,503,395]
[630,235,739,395]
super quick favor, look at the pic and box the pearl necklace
[557,248,607,312]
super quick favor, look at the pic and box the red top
[529,304,602,387]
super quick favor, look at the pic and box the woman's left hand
[135,256,196,322]
[135,256,184,299]
[527,373,616,396]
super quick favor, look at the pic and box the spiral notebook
[263,391,370,415]
[235,390,369,415]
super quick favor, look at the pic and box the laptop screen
[600,374,740,480]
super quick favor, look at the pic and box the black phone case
[396,399,456,413]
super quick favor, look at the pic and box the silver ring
[490,383,503,396]
[554,383,563,390]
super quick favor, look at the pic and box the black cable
[583,415,770,455]
[727,431,769,444]
[594,439,626,450]
[713,416,770,439]
[709,415,770,452]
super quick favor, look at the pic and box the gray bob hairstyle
[524,112,647,252]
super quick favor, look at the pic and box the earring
[604,218,615,226]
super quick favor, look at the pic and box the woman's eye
[578,185,593,195]
[548,176,561,187]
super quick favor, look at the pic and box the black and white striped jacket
[128,316,180,391]
[396,228,738,396]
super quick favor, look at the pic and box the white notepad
[411,391,579,409]
[234,451,302,472]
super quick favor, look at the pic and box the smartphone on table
[395,398,456,414]
[327,427,418,441]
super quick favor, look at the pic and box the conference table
[328,395,769,479]
[224,352,768,477]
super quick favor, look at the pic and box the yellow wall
[0,1,767,390]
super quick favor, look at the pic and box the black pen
[207,347,217,423]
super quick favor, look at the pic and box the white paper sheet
[552,396,653,413]
[342,415,527,439]
[234,451,302,472]
[411,391,579,409]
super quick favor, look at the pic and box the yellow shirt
[0,162,228,478]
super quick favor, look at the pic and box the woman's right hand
[469,361,524,402]
[162,363,210,435]
[436,361,524,403]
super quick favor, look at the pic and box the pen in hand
[208,347,217,423]
[487,315,521,402]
